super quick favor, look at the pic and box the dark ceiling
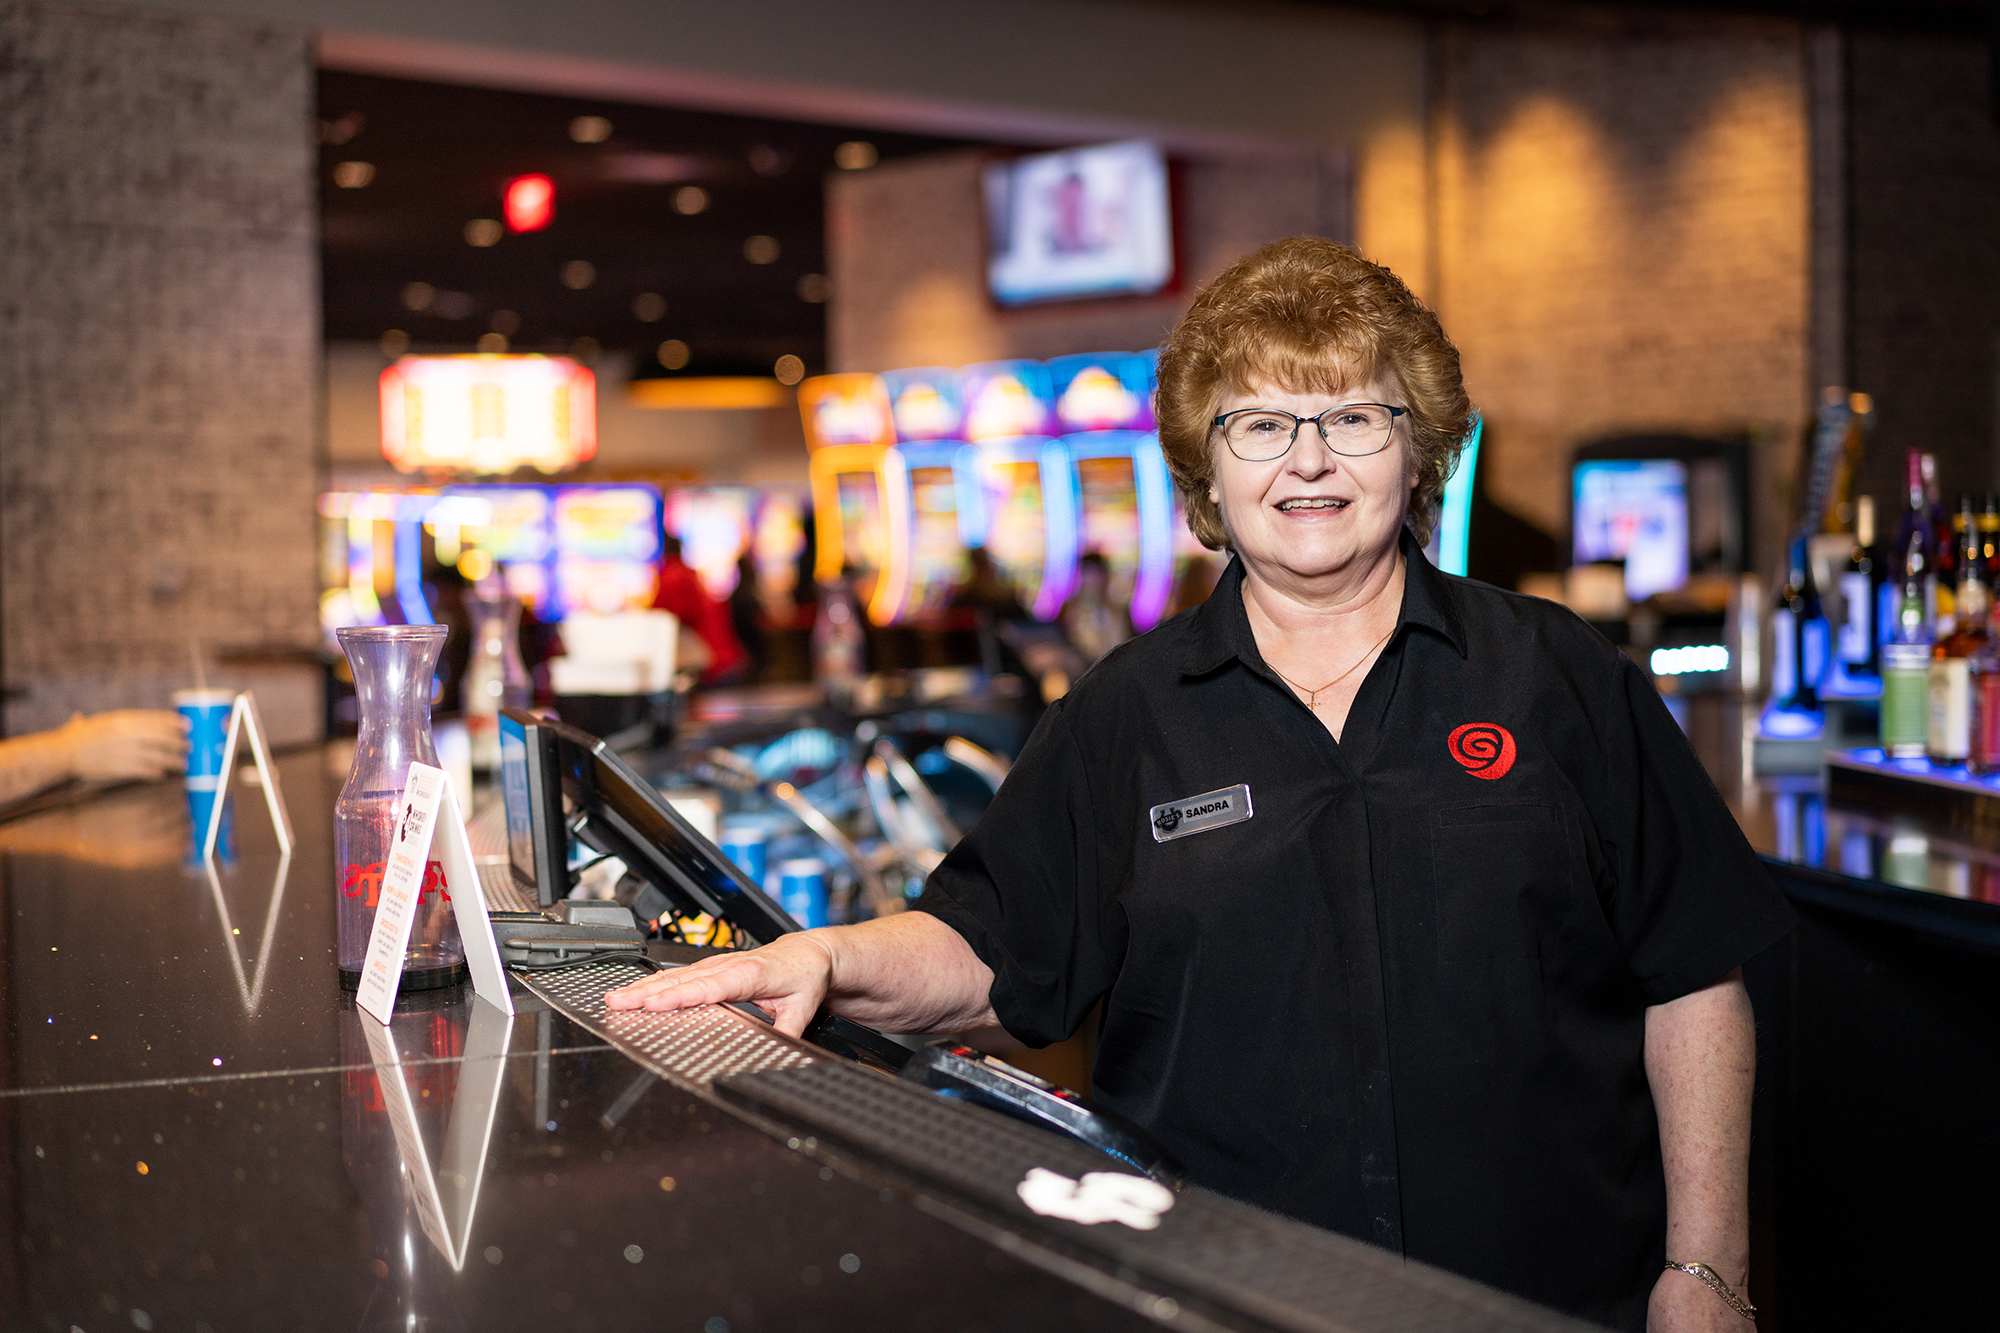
[317,71,985,379]
[1329,0,1993,29]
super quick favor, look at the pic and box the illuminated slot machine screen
[902,455,973,620]
[976,437,1076,621]
[551,485,663,617]
[1049,352,1154,434]
[751,490,807,610]
[666,487,755,598]
[447,485,556,612]
[1064,430,1176,630]
[835,470,888,581]
[982,458,1047,605]
[1075,453,1142,604]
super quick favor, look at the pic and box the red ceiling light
[504,174,555,232]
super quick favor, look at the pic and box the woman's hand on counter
[605,930,837,1037]
[604,910,999,1039]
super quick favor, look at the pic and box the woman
[609,239,1788,1331]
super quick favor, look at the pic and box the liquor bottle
[1928,499,1989,766]
[1981,495,2000,586]
[1770,534,1829,711]
[1970,641,2000,775]
[1926,455,1956,632]
[1890,451,1934,641]
[1838,495,1880,680]
[1955,496,1992,629]
[1881,469,1934,758]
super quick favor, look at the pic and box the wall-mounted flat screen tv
[983,141,1173,306]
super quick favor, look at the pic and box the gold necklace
[1267,626,1396,710]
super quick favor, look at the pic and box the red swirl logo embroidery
[1447,723,1516,780]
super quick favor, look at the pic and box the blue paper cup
[175,689,234,848]
[174,689,234,787]
[776,858,828,930]
[720,822,768,887]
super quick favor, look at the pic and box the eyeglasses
[1210,403,1407,462]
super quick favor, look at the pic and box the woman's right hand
[604,931,837,1038]
[603,912,1000,1040]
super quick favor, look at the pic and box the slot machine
[1048,352,1177,631]
[666,487,758,599]
[444,484,558,613]
[798,374,896,618]
[874,368,980,624]
[961,360,1074,621]
[551,485,663,616]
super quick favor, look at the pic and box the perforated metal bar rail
[515,960,816,1089]
[520,962,1601,1333]
[466,796,509,858]
[716,1061,1604,1333]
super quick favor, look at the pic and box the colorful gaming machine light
[797,374,897,618]
[869,368,981,624]
[380,355,596,475]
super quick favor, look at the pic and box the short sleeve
[1594,654,1795,1003]
[912,700,1116,1046]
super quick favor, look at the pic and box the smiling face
[1207,377,1415,595]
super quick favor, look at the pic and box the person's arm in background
[605,910,997,1038]
[1645,967,1757,1331]
[0,711,189,806]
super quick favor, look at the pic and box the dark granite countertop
[0,750,1161,1333]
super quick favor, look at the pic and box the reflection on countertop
[1674,695,2000,945]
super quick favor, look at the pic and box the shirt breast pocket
[1429,802,1567,961]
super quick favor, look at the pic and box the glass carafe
[462,594,530,773]
[335,625,466,990]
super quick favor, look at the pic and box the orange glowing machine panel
[798,374,898,598]
[380,354,597,475]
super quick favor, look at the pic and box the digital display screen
[961,363,1054,442]
[907,464,971,617]
[1077,454,1142,607]
[882,369,965,443]
[984,141,1174,306]
[1050,354,1153,433]
[836,471,886,574]
[499,712,534,886]
[553,486,660,561]
[1574,459,1690,600]
[981,458,1047,602]
[666,487,755,598]
[551,486,661,617]
[451,485,552,563]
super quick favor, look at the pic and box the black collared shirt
[915,532,1793,1330]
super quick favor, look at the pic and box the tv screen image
[984,141,1173,306]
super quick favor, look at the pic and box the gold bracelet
[1664,1261,1756,1321]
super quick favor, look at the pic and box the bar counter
[1677,698,1998,1329]
[0,750,1184,1333]
[1,747,1594,1333]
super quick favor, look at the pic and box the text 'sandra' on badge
[1148,784,1253,843]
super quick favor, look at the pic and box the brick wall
[0,2,323,740]
[827,147,1348,372]
[1846,28,2000,513]
[1428,13,1812,575]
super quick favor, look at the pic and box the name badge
[1148,784,1253,842]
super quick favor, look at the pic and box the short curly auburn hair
[1155,237,1475,549]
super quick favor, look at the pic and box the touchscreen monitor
[498,708,567,907]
